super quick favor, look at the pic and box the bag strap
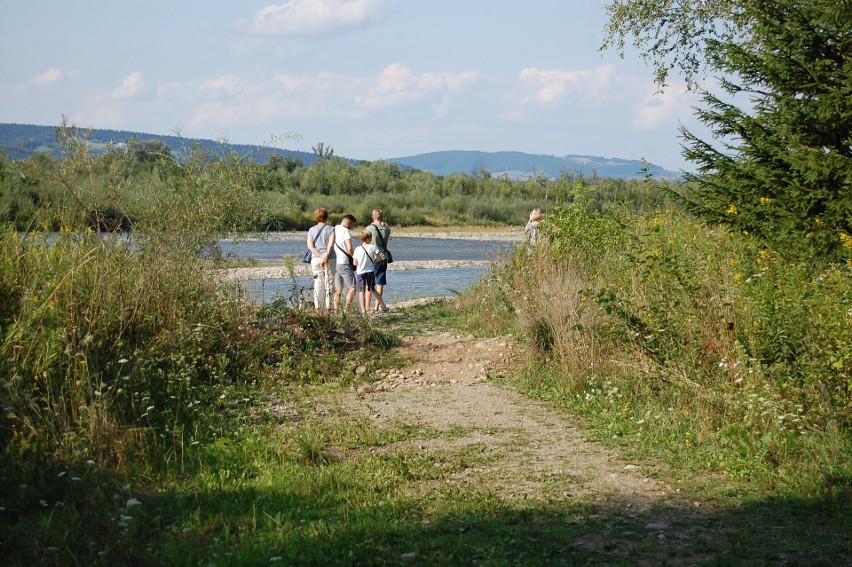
[361,245,376,265]
[335,241,353,260]
[373,226,388,250]
[310,224,333,252]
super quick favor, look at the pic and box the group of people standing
[306,208,391,315]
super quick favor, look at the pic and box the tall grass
[457,196,852,496]
[0,128,270,467]
[0,227,257,466]
[0,131,401,563]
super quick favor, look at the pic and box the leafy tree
[312,142,335,162]
[601,0,741,89]
[125,136,172,164]
[604,0,852,261]
[267,153,302,173]
[472,165,492,181]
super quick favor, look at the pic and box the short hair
[314,208,328,222]
[371,209,383,222]
[343,214,357,224]
[530,208,542,222]
[360,230,372,243]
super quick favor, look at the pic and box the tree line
[0,127,678,234]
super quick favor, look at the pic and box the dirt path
[344,333,670,506]
[330,331,727,561]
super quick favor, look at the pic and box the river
[218,232,520,305]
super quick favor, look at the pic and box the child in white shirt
[353,231,379,314]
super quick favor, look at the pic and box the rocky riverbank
[219,259,490,281]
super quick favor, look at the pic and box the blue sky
[1,0,706,171]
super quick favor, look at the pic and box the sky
[0,0,708,172]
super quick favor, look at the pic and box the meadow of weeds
[456,187,852,499]
[2,124,849,563]
[0,131,396,564]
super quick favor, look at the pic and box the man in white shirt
[333,214,357,313]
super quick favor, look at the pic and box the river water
[219,233,519,304]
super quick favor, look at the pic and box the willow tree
[603,0,852,261]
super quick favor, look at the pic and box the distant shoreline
[222,227,524,243]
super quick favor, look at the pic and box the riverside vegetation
[1,124,850,564]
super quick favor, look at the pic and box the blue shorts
[374,260,388,285]
[356,271,376,292]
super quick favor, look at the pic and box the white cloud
[240,0,392,36]
[72,101,128,130]
[356,63,481,110]
[633,83,697,129]
[518,65,618,105]
[112,72,145,98]
[136,64,484,138]
[201,75,247,97]
[19,67,79,90]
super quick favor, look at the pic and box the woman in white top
[306,208,336,313]
[525,208,541,246]
[353,230,378,314]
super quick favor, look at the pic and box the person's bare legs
[362,289,373,315]
[373,284,386,311]
[333,288,343,313]
[345,286,356,312]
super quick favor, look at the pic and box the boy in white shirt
[353,231,378,314]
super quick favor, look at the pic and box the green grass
[4,359,850,565]
[2,302,850,565]
[1,207,850,563]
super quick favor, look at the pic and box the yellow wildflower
[759,197,772,205]
[841,233,852,249]
[726,204,738,214]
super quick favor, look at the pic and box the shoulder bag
[373,227,394,263]
[336,242,354,267]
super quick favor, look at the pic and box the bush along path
[263,306,852,566]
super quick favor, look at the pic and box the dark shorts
[374,260,388,285]
[355,271,376,292]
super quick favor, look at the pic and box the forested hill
[0,123,318,166]
[388,150,681,180]
[0,122,680,180]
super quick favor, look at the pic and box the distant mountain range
[0,122,320,166]
[0,123,681,180]
[387,150,680,181]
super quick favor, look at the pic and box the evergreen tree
[676,0,851,261]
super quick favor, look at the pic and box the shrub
[471,194,852,491]
[0,228,253,465]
